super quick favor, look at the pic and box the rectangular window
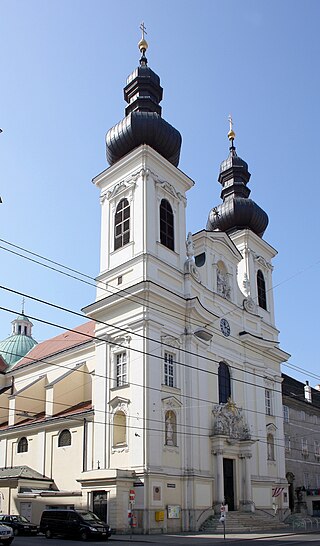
[300,410,306,421]
[316,474,320,488]
[115,352,127,387]
[315,441,320,459]
[301,437,308,456]
[164,352,175,387]
[303,472,310,489]
[285,434,291,452]
[283,405,289,423]
[265,389,272,416]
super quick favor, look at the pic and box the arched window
[114,198,130,251]
[160,199,174,251]
[218,362,231,404]
[165,410,177,446]
[267,433,275,460]
[58,429,71,447]
[257,270,267,310]
[113,410,127,446]
[17,437,28,453]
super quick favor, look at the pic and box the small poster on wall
[167,505,181,519]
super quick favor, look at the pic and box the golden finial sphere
[228,129,236,141]
[138,38,148,52]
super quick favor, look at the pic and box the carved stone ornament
[252,252,273,271]
[243,297,257,314]
[162,396,182,410]
[242,273,251,297]
[184,232,201,282]
[212,399,251,441]
[111,335,131,352]
[161,335,181,349]
[105,177,137,201]
[184,259,201,282]
[154,176,186,204]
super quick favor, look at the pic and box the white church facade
[0,34,290,533]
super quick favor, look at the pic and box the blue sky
[0,0,319,385]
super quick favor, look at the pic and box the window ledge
[110,384,130,392]
[156,241,179,256]
[112,443,129,454]
[163,445,179,454]
[161,384,180,394]
[110,241,133,256]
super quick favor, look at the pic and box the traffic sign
[129,489,135,501]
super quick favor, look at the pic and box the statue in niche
[217,263,231,299]
[165,411,175,446]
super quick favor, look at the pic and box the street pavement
[10,530,320,546]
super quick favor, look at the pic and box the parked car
[0,523,13,545]
[0,515,38,536]
[40,509,112,541]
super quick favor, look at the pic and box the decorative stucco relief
[212,399,251,441]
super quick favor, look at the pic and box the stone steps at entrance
[200,511,290,533]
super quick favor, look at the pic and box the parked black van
[39,509,112,541]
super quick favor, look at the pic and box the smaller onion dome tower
[207,117,268,238]
[0,306,37,367]
[106,24,182,167]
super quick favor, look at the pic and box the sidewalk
[110,528,307,543]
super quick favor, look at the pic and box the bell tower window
[160,199,174,251]
[257,269,267,310]
[114,198,130,251]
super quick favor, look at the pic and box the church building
[0,31,290,533]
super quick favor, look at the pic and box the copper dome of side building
[0,313,37,368]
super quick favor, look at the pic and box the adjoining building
[282,374,320,517]
[0,32,291,532]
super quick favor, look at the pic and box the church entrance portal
[223,458,235,511]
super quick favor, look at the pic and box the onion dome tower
[0,308,37,368]
[106,24,182,167]
[207,118,268,238]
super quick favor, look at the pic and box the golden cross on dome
[138,22,149,55]
[228,113,236,142]
[140,22,147,40]
[228,114,233,133]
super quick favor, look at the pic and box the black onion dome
[207,140,268,238]
[106,50,182,167]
